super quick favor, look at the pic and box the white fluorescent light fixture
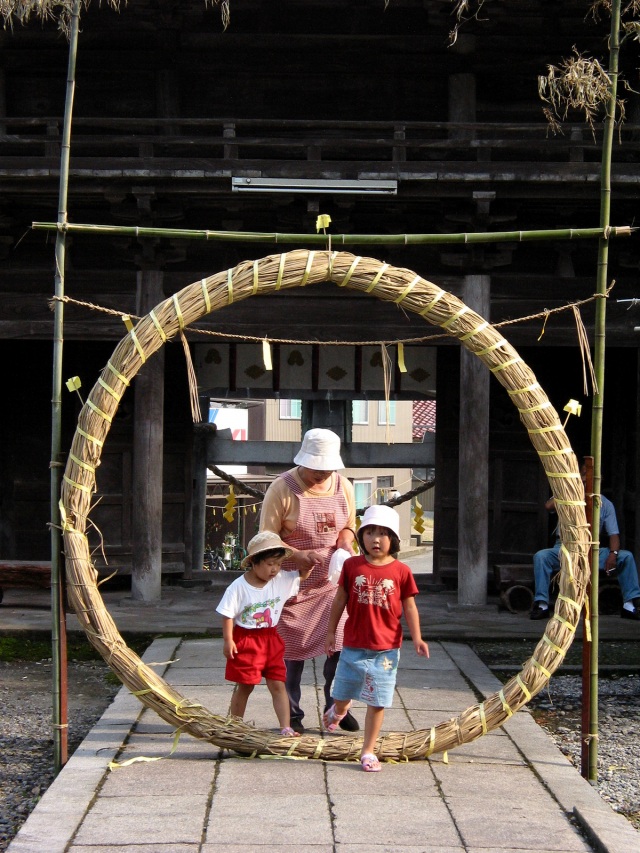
[232,177,397,195]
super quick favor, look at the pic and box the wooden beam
[204,431,435,468]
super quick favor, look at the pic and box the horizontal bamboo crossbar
[33,221,633,245]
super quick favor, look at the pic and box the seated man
[531,482,640,622]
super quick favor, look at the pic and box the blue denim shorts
[331,646,400,708]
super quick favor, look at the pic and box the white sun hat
[241,531,293,569]
[359,504,401,538]
[293,428,344,471]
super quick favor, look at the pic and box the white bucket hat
[359,504,401,538]
[241,531,293,568]
[293,428,344,471]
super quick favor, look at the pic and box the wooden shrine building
[0,1,639,602]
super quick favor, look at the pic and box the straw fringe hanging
[572,304,599,396]
[61,250,590,762]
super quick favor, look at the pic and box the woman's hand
[292,548,323,571]
[336,528,356,554]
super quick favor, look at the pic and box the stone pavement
[5,636,640,853]
[3,551,640,853]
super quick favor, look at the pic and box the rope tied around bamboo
[61,249,590,762]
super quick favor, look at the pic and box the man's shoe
[530,602,550,621]
[621,606,640,621]
[339,710,360,732]
[289,718,305,734]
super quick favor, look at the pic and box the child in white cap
[324,505,430,771]
[216,531,312,737]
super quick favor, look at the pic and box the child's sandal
[360,753,381,772]
[280,726,301,738]
[322,701,351,732]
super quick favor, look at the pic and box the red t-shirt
[340,554,419,650]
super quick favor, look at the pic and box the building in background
[0,2,637,595]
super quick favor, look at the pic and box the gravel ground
[1,659,638,851]
[528,672,640,832]
[0,659,120,853]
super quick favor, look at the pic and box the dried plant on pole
[0,1,122,34]
[0,1,230,33]
[538,47,624,135]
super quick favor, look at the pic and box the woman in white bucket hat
[259,428,359,734]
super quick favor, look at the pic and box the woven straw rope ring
[61,249,591,762]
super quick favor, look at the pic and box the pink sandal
[322,702,351,732]
[360,753,381,772]
[280,727,301,738]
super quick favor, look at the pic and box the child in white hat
[216,531,312,737]
[324,505,430,771]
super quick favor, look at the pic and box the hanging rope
[572,305,599,396]
[49,285,613,348]
[208,462,435,510]
[381,343,394,444]
[179,330,203,422]
[209,464,267,499]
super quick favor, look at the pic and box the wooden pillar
[448,35,476,140]
[131,269,165,602]
[448,74,476,128]
[191,400,210,580]
[458,275,490,606]
[0,68,6,134]
[301,399,351,443]
[636,351,640,559]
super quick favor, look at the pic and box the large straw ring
[60,250,590,762]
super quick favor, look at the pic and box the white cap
[293,428,344,471]
[359,504,400,538]
[241,531,293,568]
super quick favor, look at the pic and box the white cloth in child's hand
[328,548,351,585]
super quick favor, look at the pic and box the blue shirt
[553,494,618,541]
[599,495,619,538]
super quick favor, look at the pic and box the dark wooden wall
[0,1,638,579]
[0,340,192,574]
[435,344,639,584]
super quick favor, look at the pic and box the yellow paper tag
[262,339,273,371]
[397,342,407,373]
[563,399,582,417]
[65,376,82,392]
[316,214,331,232]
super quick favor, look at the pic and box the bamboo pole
[31,221,634,246]
[586,0,622,784]
[50,0,81,773]
[581,456,594,779]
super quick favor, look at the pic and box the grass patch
[0,632,163,662]
[472,639,640,669]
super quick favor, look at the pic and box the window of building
[353,479,372,511]
[279,399,302,420]
[352,400,369,424]
[378,400,396,425]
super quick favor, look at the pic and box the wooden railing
[1,117,638,167]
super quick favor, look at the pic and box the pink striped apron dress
[277,471,349,660]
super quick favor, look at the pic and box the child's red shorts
[225,625,287,685]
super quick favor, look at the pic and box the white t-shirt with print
[216,571,301,629]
